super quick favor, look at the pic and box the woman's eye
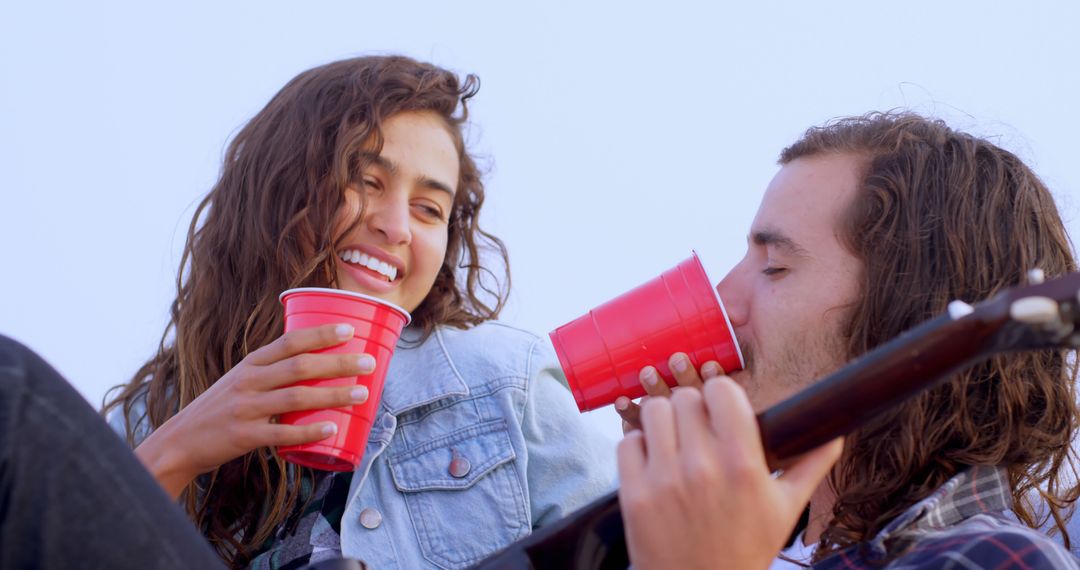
[762,266,787,276]
[414,203,444,220]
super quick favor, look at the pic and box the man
[616,112,1080,569]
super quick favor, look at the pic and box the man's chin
[723,369,771,411]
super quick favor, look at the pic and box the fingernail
[672,354,688,373]
[336,324,354,339]
[641,367,658,386]
[358,354,376,372]
[614,396,629,411]
[321,423,338,436]
[702,361,720,378]
[351,386,369,402]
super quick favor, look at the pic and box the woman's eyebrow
[359,152,398,174]
[360,152,455,197]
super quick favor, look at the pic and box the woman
[104,55,614,569]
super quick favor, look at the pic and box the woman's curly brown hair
[103,55,509,567]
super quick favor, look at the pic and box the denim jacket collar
[378,326,470,415]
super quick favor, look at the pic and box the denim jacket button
[359,507,383,529]
[449,452,472,478]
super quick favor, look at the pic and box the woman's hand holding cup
[133,323,375,499]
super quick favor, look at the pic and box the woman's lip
[340,260,397,294]
[340,244,405,275]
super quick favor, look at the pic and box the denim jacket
[330,321,617,569]
[110,321,617,569]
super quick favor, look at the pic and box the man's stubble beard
[739,322,851,411]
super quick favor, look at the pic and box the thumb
[776,437,844,508]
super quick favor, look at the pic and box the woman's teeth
[339,249,398,281]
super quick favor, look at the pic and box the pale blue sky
[2,1,1078,443]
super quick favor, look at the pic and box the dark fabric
[248,470,355,569]
[0,334,225,570]
[812,466,1079,569]
[815,528,1080,569]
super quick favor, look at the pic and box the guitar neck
[471,272,1080,569]
[471,305,1010,570]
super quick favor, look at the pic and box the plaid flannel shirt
[247,470,357,570]
[812,465,1079,569]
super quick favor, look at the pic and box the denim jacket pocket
[389,418,529,569]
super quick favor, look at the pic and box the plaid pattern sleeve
[888,527,1079,569]
[813,466,1080,569]
[248,470,365,570]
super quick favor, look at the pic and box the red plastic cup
[549,251,743,412]
[276,288,410,471]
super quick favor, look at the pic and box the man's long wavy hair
[779,112,1079,561]
[102,55,508,567]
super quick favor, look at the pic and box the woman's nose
[365,196,412,245]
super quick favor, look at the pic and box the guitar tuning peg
[1009,296,1060,325]
[947,300,974,319]
[1027,268,1046,284]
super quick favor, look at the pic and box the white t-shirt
[769,531,816,570]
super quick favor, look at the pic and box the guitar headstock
[960,269,1080,353]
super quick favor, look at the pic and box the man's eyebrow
[360,152,456,197]
[751,229,809,257]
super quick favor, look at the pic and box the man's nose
[366,195,412,246]
[715,270,748,327]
